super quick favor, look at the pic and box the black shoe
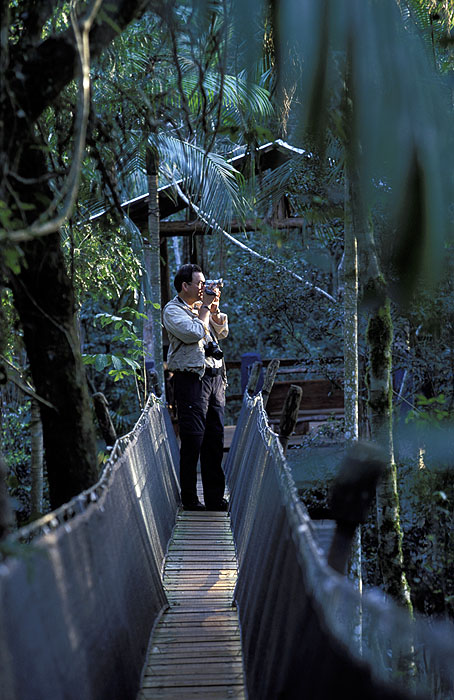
[183,501,206,511]
[205,498,229,512]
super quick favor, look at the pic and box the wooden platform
[137,493,246,698]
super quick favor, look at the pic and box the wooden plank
[164,571,236,577]
[148,641,242,652]
[159,622,239,631]
[164,582,236,589]
[164,578,236,585]
[162,603,236,614]
[146,662,244,674]
[159,621,239,630]
[161,611,238,620]
[266,379,344,410]
[148,645,244,658]
[138,687,246,699]
[142,676,244,688]
[137,478,246,699]
[166,552,237,559]
[177,511,229,518]
[165,600,234,610]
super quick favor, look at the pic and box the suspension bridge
[1,382,454,699]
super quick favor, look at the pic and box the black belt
[173,367,221,377]
[204,366,221,376]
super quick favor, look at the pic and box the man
[163,263,228,511]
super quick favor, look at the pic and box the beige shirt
[163,296,228,379]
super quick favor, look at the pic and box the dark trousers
[173,371,225,507]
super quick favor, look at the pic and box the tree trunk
[7,134,98,510]
[344,172,362,649]
[346,156,412,611]
[10,233,99,509]
[145,147,165,395]
[366,287,412,611]
[30,399,44,519]
[343,175,359,445]
[363,253,413,613]
[2,0,166,510]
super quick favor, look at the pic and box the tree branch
[4,0,163,245]
[9,0,164,123]
[4,0,102,244]
[1,356,55,409]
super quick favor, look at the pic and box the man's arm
[207,294,228,339]
[163,304,208,344]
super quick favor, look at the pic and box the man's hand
[202,285,220,307]
[209,291,221,315]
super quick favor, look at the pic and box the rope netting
[225,393,454,700]
[0,394,179,700]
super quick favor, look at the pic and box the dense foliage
[2,0,454,619]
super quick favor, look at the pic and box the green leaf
[3,247,22,275]
[123,357,140,369]
[94,354,110,371]
[111,355,123,370]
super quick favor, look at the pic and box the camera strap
[172,297,211,352]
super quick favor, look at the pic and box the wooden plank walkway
[137,494,246,699]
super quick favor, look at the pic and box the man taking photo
[163,263,228,511]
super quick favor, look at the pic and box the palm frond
[146,71,274,126]
[154,133,246,229]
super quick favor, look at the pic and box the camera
[205,340,224,360]
[204,278,224,296]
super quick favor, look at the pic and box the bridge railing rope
[0,394,180,700]
[225,392,454,700]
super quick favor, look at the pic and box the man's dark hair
[174,263,202,292]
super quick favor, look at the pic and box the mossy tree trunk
[346,153,412,611]
[363,232,413,613]
[343,172,362,603]
[342,55,412,610]
[343,174,359,446]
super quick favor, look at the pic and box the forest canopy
[1,0,454,617]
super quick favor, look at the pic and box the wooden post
[278,384,302,454]
[92,392,117,448]
[327,442,385,574]
[147,369,163,398]
[262,359,280,407]
[247,361,263,396]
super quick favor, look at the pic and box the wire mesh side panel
[226,395,454,700]
[0,395,180,700]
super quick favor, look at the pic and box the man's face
[184,271,205,304]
